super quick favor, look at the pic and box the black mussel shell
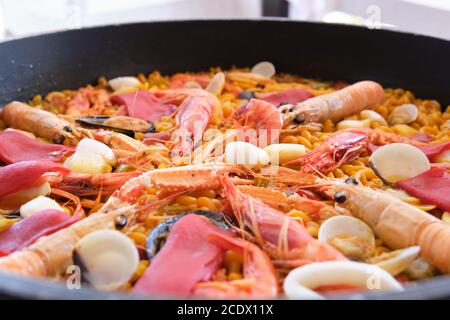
[76,116,155,137]
[146,210,231,260]
[237,91,256,100]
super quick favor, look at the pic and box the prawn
[194,231,278,298]
[333,179,450,274]
[154,89,222,158]
[284,81,385,125]
[1,102,77,144]
[288,128,417,174]
[233,99,283,147]
[220,176,345,267]
[65,87,111,117]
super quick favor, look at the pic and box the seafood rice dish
[0,61,449,299]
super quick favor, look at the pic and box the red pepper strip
[0,209,79,257]
[0,130,71,164]
[395,167,450,212]
[133,214,232,296]
[259,88,314,107]
[0,160,69,200]
[369,141,450,162]
[110,90,177,123]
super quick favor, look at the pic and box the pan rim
[1,18,449,45]
[0,19,449,300]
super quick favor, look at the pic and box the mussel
[76,116,155,137]
[146,210,231,259]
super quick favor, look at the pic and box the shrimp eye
[114,214,128,229]
[344,177,359,185]
[63,125,72,132]
[333,191,347,203]
[293,113,306,124]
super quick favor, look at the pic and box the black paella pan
[0,20,449,299]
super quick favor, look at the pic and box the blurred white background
[0,0,449,41]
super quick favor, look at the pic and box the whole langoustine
[333,179,450,274]
[0,205,134,277]
[284,81,385,125]
[1,102,76,144]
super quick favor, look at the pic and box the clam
[336,119,371,131]
[251,61,276,78]
[76,116,154,137]
[74,230,139,291]
[318,216,375,260]
[146,210,230,259]
[405,257,436,280]
[368,246,420,276]
[108,76,140,91]
[369,143,430,184]
[283,261,403,299]
[264,143,307,164]
[224,141,270,168]
[19,195,63,218]
[387,104,418,125]
[206,72,225,95]
[360,110,387,126]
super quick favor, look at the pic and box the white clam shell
[108,77,140,91]
[284,261,403,299]
[388,104,418,125]
[206,72,225,95]
[373,246,420,276]
[75,230,139,291]
[225,141,270,168]
[336,119,371,131]
[264,143,306,165]
[20,195,63,218]
[360,110,387,126]
[369,143,430,183]
[251,61,276,78]
[318,216,375,259]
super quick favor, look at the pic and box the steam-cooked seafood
[0,62,449,299]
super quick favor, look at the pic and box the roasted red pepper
[0,130,71,164]
[395,167,450,212]
[0,160,69,200]
[0,209,79,257]
[110,90,177,122]
[133,214,232,296]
